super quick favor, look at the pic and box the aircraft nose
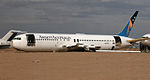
[10,41,13,47]
[11,40,18,49]
[11,40,16,48]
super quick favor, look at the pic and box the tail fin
[118,11,139,37]
[2,30,26,41]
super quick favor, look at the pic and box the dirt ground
[0,48,150,80]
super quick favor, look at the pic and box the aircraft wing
[65,43,101,51]
[2,30,27,41]
[10,30,27,33]
[127,38,150,43]
[66,43,85,49]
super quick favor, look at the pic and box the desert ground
[0,48,150,80]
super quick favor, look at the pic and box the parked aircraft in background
[0,30,26,48]
[139,34,150,52]
[12,11,149,52]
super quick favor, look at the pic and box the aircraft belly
[99,42,115,50]
[24,41,66,51]
[36,41,57,51]
[100,45,114,49]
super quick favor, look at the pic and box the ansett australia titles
[39,35,71,40]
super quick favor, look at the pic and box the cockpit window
[13,37,21,40]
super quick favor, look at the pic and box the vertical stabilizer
[118,11,139,37]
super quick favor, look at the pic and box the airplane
[12,11,148,52]
[0,30,26,48]
[139,34,150,52]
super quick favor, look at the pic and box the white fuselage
[141,34,150,46]
[12,33,133,51]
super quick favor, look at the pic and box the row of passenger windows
[79,39,114,42]
[35,39,115,42]
[74,39,114,42]
[13,38,115,42]
[35,39,70,41]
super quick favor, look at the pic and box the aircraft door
[26,34,36,46]
[114,36,122,46]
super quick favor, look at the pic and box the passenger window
[74,39,76,42]
[77,39,79,42]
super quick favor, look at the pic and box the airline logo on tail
[118,11,139,37]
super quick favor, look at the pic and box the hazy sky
[0,0,150,38]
